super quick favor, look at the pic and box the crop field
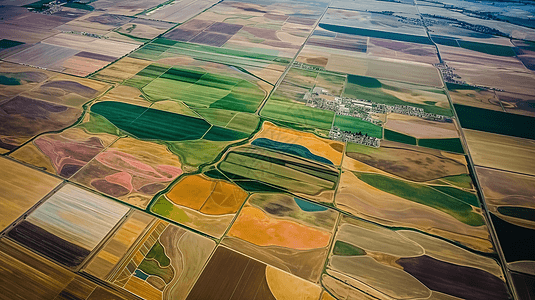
[1,0,533,298]
[324,215,509,300]
[222,193,338,282]
[218,145,340,204]
[186,246,322,300]
[151,173,248,238]
[7,184,129,268]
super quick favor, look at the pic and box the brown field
[98,85,151,107]
[0,96,83,152]
[366,57,443,87]
[21,74,110,108]
[335,169,493,252]
[497,90,535,117]
[0,157,62,231]
[71,137,183,209]
[139,0,219,23]
[0,238,138,300]
[367,38,440,65]
[385,113,460,139]
[464,129,535,176]
[448,86,503,111]
[476,167,535,230]
[439,44,535,95]
[83,211,155,279]
[344,141,468,182]
[186,246,321,300]
[10,127,117,178]
[0,62,53,102]
[91,57,152,84]
[254,122,344,165]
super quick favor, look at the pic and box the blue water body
[251,138,333,165]
[134,269,149,280]
[294,197,328,212]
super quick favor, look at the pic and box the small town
[305,86,451,122]
[329,126,381,147]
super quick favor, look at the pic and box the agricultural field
[222,193,338,282]
[86,218,216,300]
[4,33,140,76]
[151,172,248,238]
[0,157,61,231]
[339,141,492,252]
[464,129,535,176]
[218,144,340,204]
[476,167,535,276]
[7,184,129,268]
[324,215,509,300]
[186,246,322,300]
[1,0,534,298]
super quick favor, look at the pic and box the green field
[384,129,417,145]
[355,172,485,226]
[333,241,366,256]
[166,140,235,168]
[454,104,535,140]
[91,101,211,141]
[343,75,453,116]
[418,138,464,154]
[260,100,335,131]
[333,115,382,138]
[142,66,265,113]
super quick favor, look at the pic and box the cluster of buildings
[305,87,450,123]
[329,126,381,147]
[434,62,466,85]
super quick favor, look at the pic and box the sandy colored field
[151,101,198,117]
[367,38,439,65]
[439,45,535,95]
[10,127,117,178]
[399,230,504,278]
[385,113,459,139]
[228,206,331,249]
[381,82,451,110]
[336,222,423,257]
[254,122,344,165]
[0,157,62,231]
[265,265,322,300]
[476,167,535,205]
[158,199,236,238]
[61,56,110,77]
[448,87,503,111]
[329,255,431,299]
[84,211,154,279]
[335,170,493,252]
[0,239,137,300]
[71,138,183,209]
[98,85,151,107]
[222,236,329,282]
[367,57,443,87]
[124,276,162,300]
[344,142,468,182]
[476,166,535,230]
[464,129,535,176]
[42,33,139,58]
[21,73,109,108]
[0,62,53,101]
[322,274,377,300]
[92,57,153,84]
[167,174,248,215]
